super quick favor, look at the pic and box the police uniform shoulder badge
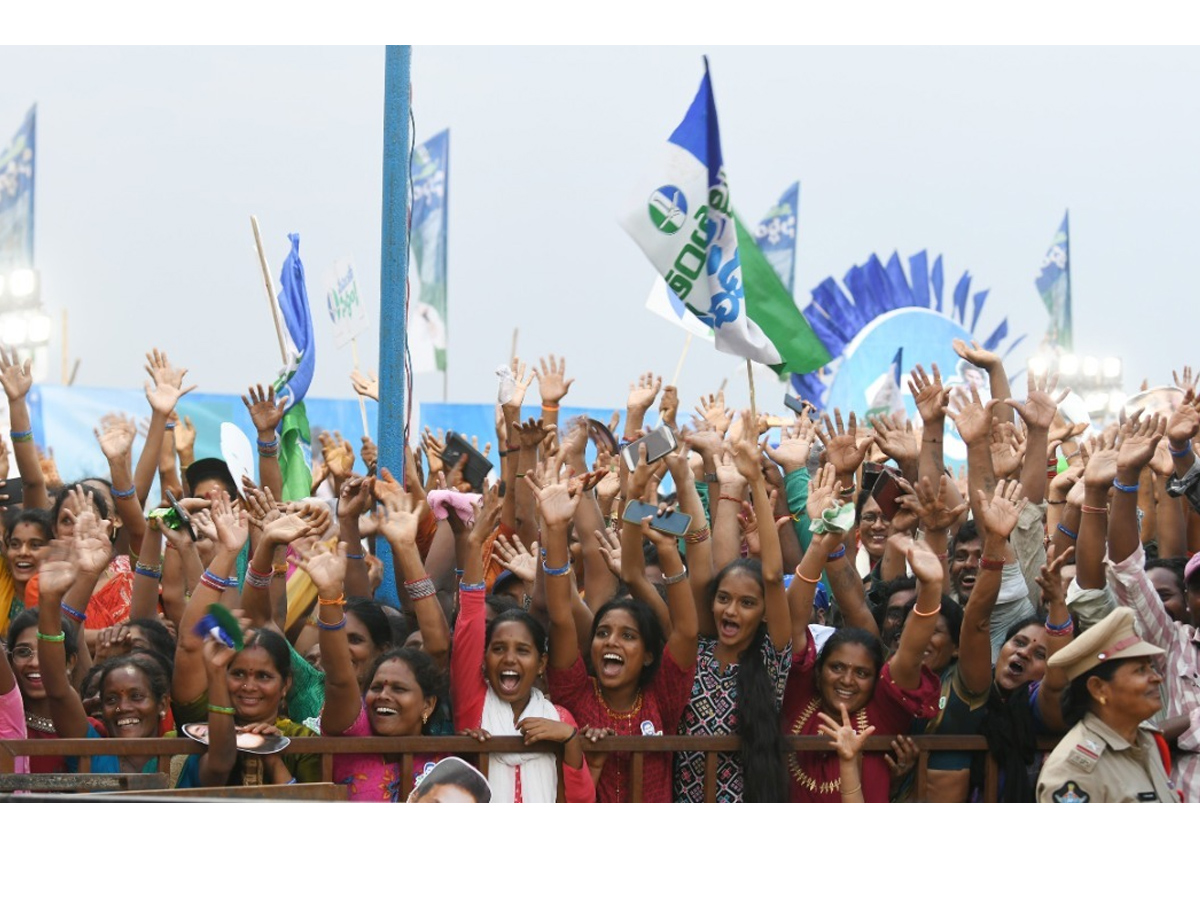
[1066,739,1102,772]
[1052,781,1090,803]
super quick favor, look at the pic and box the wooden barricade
[0,734,1060,802]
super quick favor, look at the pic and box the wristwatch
[703,472,718,483]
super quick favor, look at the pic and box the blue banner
[1035,211,1072,350]
[26,385,377,486]
[0,105,36,270]
[410,129,449,374]
[753,182,799,295]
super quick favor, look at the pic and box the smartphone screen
[622,500,692,537]
[620,426,678,470]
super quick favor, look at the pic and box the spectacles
[860,513,887,525]
[10,646,34,660]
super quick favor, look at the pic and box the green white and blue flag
[274,233,315,502]
[1035,211,1072,350]
[621,60,830,375]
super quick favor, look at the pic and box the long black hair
[710,559,789,803]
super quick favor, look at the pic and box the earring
[1099,697,1107,706]
[159,710,167,719]
[421,711,430,724]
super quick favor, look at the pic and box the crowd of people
[0,339,1195,803]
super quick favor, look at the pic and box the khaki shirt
[1036,713,1180,803]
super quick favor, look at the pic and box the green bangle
[36,631,65,643]
[207,704,236,716]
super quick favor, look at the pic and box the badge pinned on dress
[1052,781,1090,803]
[640,720,662,736]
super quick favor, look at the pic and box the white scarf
[480,685,560,803]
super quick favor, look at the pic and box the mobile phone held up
[869,466,904,521]
[620,425,678,471]
[621,500,692,537]
[441,432,495,491]
[0,478,24,509]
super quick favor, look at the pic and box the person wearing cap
[1036,607,1178,802]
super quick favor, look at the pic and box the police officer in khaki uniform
[1036,607,1179,803]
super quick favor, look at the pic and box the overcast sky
[3,45,1199,418]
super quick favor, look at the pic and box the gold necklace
[594,686,645,803]
[788,698,869,795]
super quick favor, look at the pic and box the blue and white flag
[864,347,905,420]
[622,60,829,373]
[1035,211,1072,350]
[275,233,315,501]
[410,129,449,374]
[0,106,36,270]
[754,182,799,295]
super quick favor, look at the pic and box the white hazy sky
[3,43,1200,418]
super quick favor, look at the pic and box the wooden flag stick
[250,215,290,366]
[510,328,519,364]
[669,333,693,388]
[350,337,370,437]
[746,359,757,423]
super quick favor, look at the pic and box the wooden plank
[115,782,349,801]
[703,751,718,803]
[915,749,929,801]
[631,752,644,803]
[0,772,168,793]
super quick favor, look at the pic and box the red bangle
[718,495,744,504]
[979,557,1005,571]
[1081,504,1107,515]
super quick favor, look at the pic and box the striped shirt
[1109,543,1200,802]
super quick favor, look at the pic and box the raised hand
[175,414,196,457]
[906,539,945,587]
[144,348,195,415]
[294,541,348,597]
[1036,545,1075,610]
[360,435,378,474]
[1006,370,1068,432]
[763,414,816,473]
[1173,366,1198,394]
[907,363,949,425]
[492,533,539,584]
[350,369,379,402]
[378,488,427,547]
[338,475,375,522]
[501,357,536,413]
[319,431,356,481]
[816,704,877,762]
[694,390,734,435]
[1166,392,1200,448]
[975,478,1028,540]
[559,416,589,462]
[209,490,249,554]
[95,413,137,462]
[815,409,874,475]
[73,508,115,577]
[626,371,663,415]
[946,384,997,446]
[526,456,582,528]
[242,383,286,435]
[0,345,32,402]
[513,417,553,451]
[243,478,283,532]
[868,412,918,469]
[731,411,764,483]
[37,537,79,597]
[897,473,968,532]
[1116,411,1165,474]
[534,353,574,405]
[805,462,843,522]
[952,338,1002,372]
[658,385,679,427]
[989,420,1027,480]
[593,526,622,578]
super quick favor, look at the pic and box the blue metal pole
[376,45,411,607]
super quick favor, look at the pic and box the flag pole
[510,327,519,364]
[669,333,693,388]
[746,359,757,423]
[349,337,371,437]
[251,215,290,366]
[376,44,412,609]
